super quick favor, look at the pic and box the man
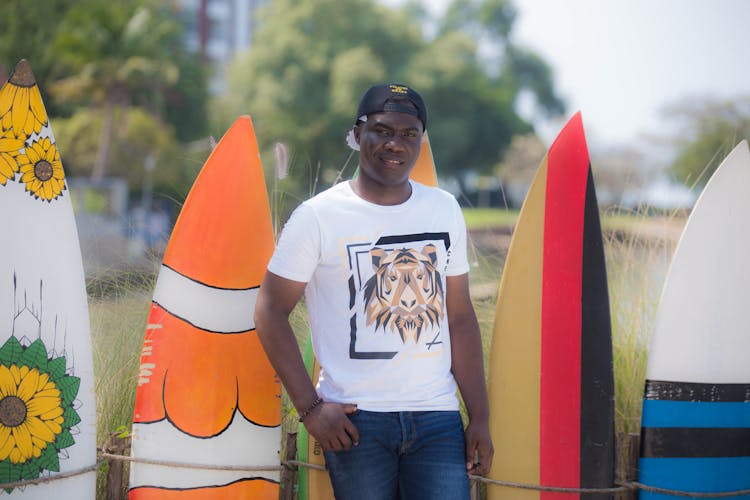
[255,83,493,499]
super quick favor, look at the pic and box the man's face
[354,111,424,189]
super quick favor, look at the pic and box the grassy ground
[89,207,683,496]
[462,207,519,230]
[89,271,154,497]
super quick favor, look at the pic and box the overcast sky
[511,0,750,149]
[381,0,750,152]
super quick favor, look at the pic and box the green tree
[497,132,546,207]
[163,51,210,143]
[50,0,182,180]
[1,0,209,148]
[665,96,750,186]
[403,31,528,181]
[441,0,564,117]
[53,107,185,197]
[216,0,564,194]
[441,0,517,43]
[217,0,422,175]
[0,0,70,112]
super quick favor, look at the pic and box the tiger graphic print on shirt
[362,244,444,343]
[345,232,451,360]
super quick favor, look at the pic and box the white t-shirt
[268,180,469,411]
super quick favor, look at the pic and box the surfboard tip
[8,59,36,86]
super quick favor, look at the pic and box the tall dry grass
[87,207,682,497]
[88,270,154,497]
[607,213,685,425]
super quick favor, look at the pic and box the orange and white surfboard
[409,132,438,187]
[128,116,281,499]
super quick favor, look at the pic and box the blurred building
[171,0,265,94]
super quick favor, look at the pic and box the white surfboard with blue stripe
[638,141,750,498]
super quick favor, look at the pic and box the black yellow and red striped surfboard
[487,112,614,499]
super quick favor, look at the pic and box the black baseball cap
[356,83,427,130]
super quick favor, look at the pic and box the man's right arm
[254,271,359,451]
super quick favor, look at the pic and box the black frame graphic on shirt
[346,232,451,359]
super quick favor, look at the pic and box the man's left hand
[464,418,493,476]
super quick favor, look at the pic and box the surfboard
[637,140,750,499]
[0,59,96,497]
[487,112,615,499]
[296,337,327,500]
[296,132,438,500]
[128,116,282,499]
[408,132,438,187]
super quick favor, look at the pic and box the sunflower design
[0,60,48,139]
[0,365,63,464]
[16,137,66,201]
[0,128,23,185]
[0,337,80,489]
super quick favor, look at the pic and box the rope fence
[467,474,629,494]
[98,451,750,499]
[0,461,100,491]
[97,452,283,473]
[3,434,748,499]
[624,482,750,499]
[467,474,750,498]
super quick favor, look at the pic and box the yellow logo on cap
[389,84,408,94]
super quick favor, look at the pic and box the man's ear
[353,123,362,145]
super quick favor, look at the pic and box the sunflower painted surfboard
[0,60,96,497]
[638,141,750,498]
[128,116,281,498]
[487,112,615,499]
[296,132,438,500]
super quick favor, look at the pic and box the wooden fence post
[281,432,298,500]
[470,478,480,500]
[105,432,131,500]
[625,433,640,500]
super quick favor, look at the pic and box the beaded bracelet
[298,396,324,422]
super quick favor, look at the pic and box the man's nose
[384,136,406,151]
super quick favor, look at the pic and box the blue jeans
[323,410,470,500]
